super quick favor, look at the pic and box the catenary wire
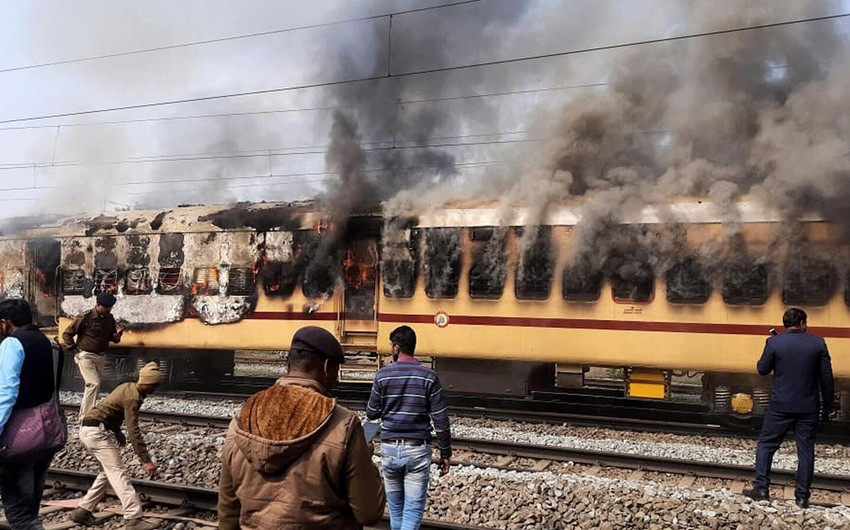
[0,12,845,125]
[0,0,483,75]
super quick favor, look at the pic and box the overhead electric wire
[0,0,483,75]
[1,11,846,126]
[0,159,510,196]
[0,82,604,132]
[0,131,534,172]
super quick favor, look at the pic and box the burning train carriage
[377,201,850,418]
[0,199,847,417]
[0,202,352,386]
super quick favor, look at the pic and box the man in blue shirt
[367,326,451,530]
[743,307,834,508]
[0,299,63,530]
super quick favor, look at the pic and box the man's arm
[123,397,152,464]
[61,314,85,349]
[365,377,383,421]
[110,317,123,344]
[428,374,452,468]
[0,338,24,436]
[756,339,775,375]
[343,419,385,525]
[217,439,242,530]
[819,340,835,413]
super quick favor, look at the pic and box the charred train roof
[0,197,827,240]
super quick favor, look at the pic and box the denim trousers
[754,408,818,500]
[0,456,52,530]
[381,442,432,530]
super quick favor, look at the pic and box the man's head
[137,361,163,394]
[95,292,116,315]
[0,299,32,337]
[287,326,345,390]
[390,325,416,360]
[783,307,808,330]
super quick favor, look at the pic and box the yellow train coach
[0,199,846,417]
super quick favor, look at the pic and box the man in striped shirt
[367,325,451,530]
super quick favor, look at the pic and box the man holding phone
[743,308,835,509]
[367,325,452,530]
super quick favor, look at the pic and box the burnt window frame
[722,261,769,306]
[123,267,152,295]
[514,226,555,301]
[92,268,118,295]
[610,262,655,304]
[468,227,508,300]
[227,266,257,296]
[192,266,220,296]
[156,267,182,294]
[61,268,88,296]
[424,228,462,299]
[382,228,420,300]
[665,258,712,304]
[562,264,602,302]
[782,258,834,307]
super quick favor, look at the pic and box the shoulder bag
[0,341,68,462]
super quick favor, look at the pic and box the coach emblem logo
[434,311,450,328]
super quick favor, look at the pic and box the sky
[0,0,848,225]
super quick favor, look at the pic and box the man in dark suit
[743,307,834,508]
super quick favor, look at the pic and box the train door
[27,239,61,328]
[341,236,379,349]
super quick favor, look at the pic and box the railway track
[59,406,850,499]
[42,468,487,530]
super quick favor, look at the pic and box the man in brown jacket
[218,326,385,529]
[69,362,161,530]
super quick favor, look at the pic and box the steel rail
[452,437,850,492]
[45,468,485,530]
[60,405,850,493]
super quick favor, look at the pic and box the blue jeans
[0,456,52,530]
[381,442,431,530]
[754,408,818,500]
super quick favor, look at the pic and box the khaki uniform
[63,309,121,417]
[218,376,385,530]
[77,383,151,521]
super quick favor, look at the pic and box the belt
[81,419,101,427]
[384,439,427,446]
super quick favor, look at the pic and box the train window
[262,262,299,297]
[383,229,419,299]
[783,258,834,306]
[469,227,507,299]
[611,262,654,303]
[192,267,220,296]
[562,265,602,301]
[424,228,461,298]
[515,227,554,300]
[92,269,118,295]
[156,268,182,294]
[301,232,337,299]
[666,259,711,304]
[228,267,256,296]
[124,268,152,295]
[722,261,768,305]
[62,269,88,295]
[303,267,336,298]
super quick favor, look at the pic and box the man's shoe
[124,519,159,530]
[795,497,809,509]
[69,507,96,526]
[742,488,770,501]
